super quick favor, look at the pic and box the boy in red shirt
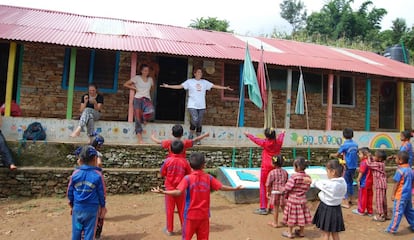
[151,124,209,158]
[160,140,192,235]
[352,147,373,216]
[152,152,243,240]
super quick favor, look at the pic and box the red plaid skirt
[283,201,312,226]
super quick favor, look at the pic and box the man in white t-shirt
[161,68,233,144]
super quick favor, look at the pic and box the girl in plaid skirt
[282,157,312,238]
[266,155,288,228]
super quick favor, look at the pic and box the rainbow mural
[369,133,396,149]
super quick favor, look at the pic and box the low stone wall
[0,167,164,198]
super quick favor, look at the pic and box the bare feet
[9,164,17,171]
[70,127,81,137]
[136,133,143,144]
[267,221,280,228]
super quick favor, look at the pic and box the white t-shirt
[311,177,347,206]
[181,78,214,109]
[132,75,153,99]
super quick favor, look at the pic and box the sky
[0,0,412,36]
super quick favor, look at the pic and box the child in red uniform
[367,150,388,221]
[245,128,285,215]
[159,140,192,235]
[152,152,243,240]
[266,155,288,228]
[151,124,209,158]
[282,157,312,238]
[352,147,373,216]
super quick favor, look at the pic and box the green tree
[279,0,307,33]
[391,18,407,43]
[189,17,231,32]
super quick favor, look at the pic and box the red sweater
[246,132,285,169]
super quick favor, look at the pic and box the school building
[1,4,414,150]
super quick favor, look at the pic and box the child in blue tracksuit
[67,145,107,240]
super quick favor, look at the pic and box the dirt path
[0,188,413,239]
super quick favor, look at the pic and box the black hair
[358,147,371,156]
[171,140,184,154]
[375,150,387,162]
[272,155,284,168]
[189,152,205,170]
[139,63,149,72]
[193,67,203,74]
[342,128,354,139]
[293,156,308,171]
[397,150,409,164]
[172,124,184,138]
[326,159,344,178]
[401,130,412,140]
[90,134,104,148]
[264,128,276,140]
[88,83,98,90]
[79,145,98,164]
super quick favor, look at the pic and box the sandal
[373,215,385,222]
[294,229,305,237]
[281,231,294,239]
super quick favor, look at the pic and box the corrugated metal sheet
[1,5,414,79]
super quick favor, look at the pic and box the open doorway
[378,82,396,129]
[155,56,187,121]
[0,43,20,105]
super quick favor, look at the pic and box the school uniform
[337,139,358,199]
[67,165,106,240]
[400,141,413,167]
[312,177,347,232]
[160,154,192,233]
[366,159,387,217]
[386,164,414,233]
[246,132,285,209]
[161,139,193,158]
[265,168,288,206]
[357,157,373,215]
[283,171,312,226]
[176,170,223,240]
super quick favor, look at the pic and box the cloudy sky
[0,0,412,35]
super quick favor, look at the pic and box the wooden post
[398,81,405,131]
[128,52,137,122]
[66,48,77,119]
[285,69,292,129]
[365,78,371,131]
[4,42,17,116]
[326,73,334,131]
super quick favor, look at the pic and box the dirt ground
[0,185,413,240]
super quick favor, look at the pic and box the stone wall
[17,42,411,131]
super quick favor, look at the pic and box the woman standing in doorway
[70,83,103,138]
[161,67,232,144]
[124,64,155,144]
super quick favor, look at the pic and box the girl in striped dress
[282,157,312,238]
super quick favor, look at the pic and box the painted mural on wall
[1,117,401,149]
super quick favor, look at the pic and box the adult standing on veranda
[160,67,233,144]
[124,64,155,144]
[70,83,104,138]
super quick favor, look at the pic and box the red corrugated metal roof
[1,5,414,79]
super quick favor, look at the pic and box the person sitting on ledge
[0,114,17,170]
[70,83,103,138]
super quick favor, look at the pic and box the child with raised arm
[151,124,209,158]
[160,140,192,235]
[367,150,388,222]
[67,145,107,240]
[329,128,358,209]
[385,151,414,233]
[282,157,312,238]
[245,128,285,215]
[152,152,243,240]
[310,160,347,240]
[266,155,288,228]
[352,147,373,216]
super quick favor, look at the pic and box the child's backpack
[23,122,46,141]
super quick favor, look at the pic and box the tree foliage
[189,17,231,32]
[279,0,307,33]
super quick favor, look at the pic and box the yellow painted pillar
[128,52,137,122]
[4,42,17,116]
[398,81,405,131]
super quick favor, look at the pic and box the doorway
[155,57,187,121]
[378,82,397,129]
[0,43,20,104]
